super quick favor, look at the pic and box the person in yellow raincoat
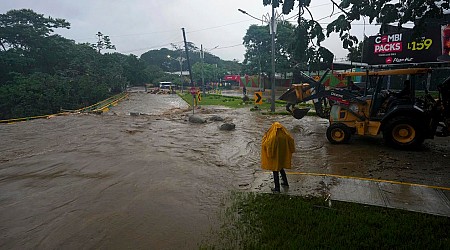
[261,122,295,192]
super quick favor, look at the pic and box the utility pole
[179,56,183,92]
[238,6,278,111]
[182,28,194,87]
[182,28,195,114]
[177,48,185,93]
[201,44,205,95]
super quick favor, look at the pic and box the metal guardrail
[74,92,129,113]
[0,92,129,124]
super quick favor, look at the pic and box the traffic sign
[197,91,202,102]
[190,87,197,95]
[254,92,263,105]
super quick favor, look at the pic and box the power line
[215,44,244,50]
[118,41,184,54]
[67,19,254,41]
[62,2,338,42]
[187,19,255,33]
[118,41,243,54]
[309,2,333,8]
[109,29,181,38]
[285,14,299,21]
[316,11,344,22]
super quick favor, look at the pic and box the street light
[238,5,280,112]
[269,4,276,112]
[200,45,219,95]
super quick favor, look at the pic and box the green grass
[177,92,312,113]
[201,192,450,249]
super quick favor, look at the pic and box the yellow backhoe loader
[279,68,450,149]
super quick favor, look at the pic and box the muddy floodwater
[1,92,449,249]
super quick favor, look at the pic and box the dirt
[1,91,449,249]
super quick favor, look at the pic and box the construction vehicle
[279,68,450,149]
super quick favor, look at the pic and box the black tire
[383,116,424,149]
[326,123,352,144]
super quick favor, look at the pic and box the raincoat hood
[261,122,295,171]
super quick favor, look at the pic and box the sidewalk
[252,172,450,217]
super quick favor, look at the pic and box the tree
[242,20,333,78]
[141,48,180,72]
[145,65,165,84]
[0,9,70,51]
[91,32,116,53]
[192,62,223,83]
[0,9,153,119]
[242,21,298,77]
[242,25,271,76]
[140,45,241,82]
[346,36,368,62]
[269,0,450,49]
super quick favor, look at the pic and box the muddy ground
[1,91,449,249]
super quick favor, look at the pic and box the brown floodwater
[1,91,449,249]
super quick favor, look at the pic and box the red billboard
[364,25,450,65]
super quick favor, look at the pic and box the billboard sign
[364,25,450,65]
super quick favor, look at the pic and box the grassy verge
[201,192,450,249]
[177,92,312,113]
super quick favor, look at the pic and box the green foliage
[243,22,299,76]
[0,9,70,51]
[202,191,450,248]
[140,48,174,72]
[91,32,116,53]
[347,36,369,62]
[192,62,228,84]
[276,0,450,52]
[140,46,241,80]
[0,8,243,120]
[242,18,334,77]
[0,9,152,120]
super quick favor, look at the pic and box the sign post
[190,87,197,114]
[254,91,263,105]
[197,90,202,103]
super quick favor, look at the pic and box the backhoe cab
[279,68,450,149]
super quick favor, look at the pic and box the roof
[165,71,190,76]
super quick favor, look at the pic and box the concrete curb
[252,172,450,217]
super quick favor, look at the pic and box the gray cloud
[1,0,378,61]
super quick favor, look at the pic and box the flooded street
[1,92,449,249]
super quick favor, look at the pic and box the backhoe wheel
[383,116,424,149]
[326,123,351,144]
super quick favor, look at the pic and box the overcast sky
[1,0,385,62]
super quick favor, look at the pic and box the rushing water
[1,92,449,249]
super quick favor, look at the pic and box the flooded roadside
[1,92,449,249]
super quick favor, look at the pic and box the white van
[159,82,173,90]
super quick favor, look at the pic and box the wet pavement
[253,172,450,217]
[1,90,450,249]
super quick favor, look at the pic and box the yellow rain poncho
[261,122,295,171]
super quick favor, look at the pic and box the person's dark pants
[273,168,288,191]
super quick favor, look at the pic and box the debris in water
[219,123,235,131]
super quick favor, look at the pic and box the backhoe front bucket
[278,88,298,104]
[293,108,310,119]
